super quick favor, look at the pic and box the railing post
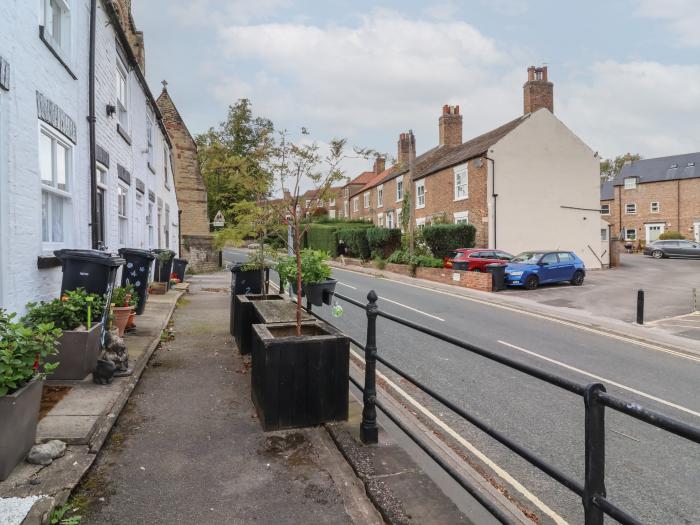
[583,382,606,525]
[360,290,379,444]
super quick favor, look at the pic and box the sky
[133,0,700,179]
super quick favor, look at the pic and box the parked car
[643,240,700,259]
[504,251,585,290]
[444,249,513,271]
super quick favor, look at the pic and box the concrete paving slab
[40,384,121,417]
[36,416,99,444]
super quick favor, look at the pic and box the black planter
[229,266,267,336]
[232,294,284,355]
[289,278,338,306]
[153,249,176,283]
[0,378,43,480]
[251,321,349,431]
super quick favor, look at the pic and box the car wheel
[571,270,584,286]
[524,275,539,290]
[652,250,664,259]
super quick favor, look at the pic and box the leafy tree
[600,153,642,182]
[195,99,274,223]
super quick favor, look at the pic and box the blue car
[504,251,585,290]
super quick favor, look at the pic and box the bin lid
[118,248,156,259]
[54,249,125,267]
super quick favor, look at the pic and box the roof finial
[161,79,168,91]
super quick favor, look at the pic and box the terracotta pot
[126,309,136,330]
[112,306,132,337]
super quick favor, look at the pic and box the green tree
[195,99,274,224]
[600,153,642,182]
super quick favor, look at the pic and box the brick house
[343,66,602,268]
[600,152,700,243]
[300,186,343,219]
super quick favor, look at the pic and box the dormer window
[624,177,637,190]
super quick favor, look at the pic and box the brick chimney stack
[523,65,553,114]
[438,105,462,147]
[397,133,411,167]
[373,157,386,175]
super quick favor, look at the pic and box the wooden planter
[251,321,349,431]
[0,378,43,480]
[45,322,102,381]
[232,294,285,355]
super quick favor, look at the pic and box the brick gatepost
[156,86,219,272]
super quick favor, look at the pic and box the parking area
[501,253,700,329]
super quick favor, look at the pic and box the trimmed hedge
[422,224,476,259]
[343,228,371,259]
[366,228,401,258]
[306,224,338,255]
[386,249,443,268]
[658,231,685,240]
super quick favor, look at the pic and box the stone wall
[414,267,492,292]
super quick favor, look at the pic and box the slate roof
[614,152,700,186]
[600,179,614,200]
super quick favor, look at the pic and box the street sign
[213,210,225,228]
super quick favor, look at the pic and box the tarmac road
[225,248,700,525]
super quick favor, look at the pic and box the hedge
[343,228,371,259]
[386,249,443,269]
[306,224,338,255]
[422,223,476,259]
[658,231,685,240]
[366,228,401,258]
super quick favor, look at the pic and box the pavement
[0,285,185,525]
[77,271,451,525]
[223,247,700,525]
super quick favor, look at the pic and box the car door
[478,251,498,270]
[676,241,700,257]
[662,241,681,256]
[467,251,486,270]
[537,253,560,282]
[556,252,576,280]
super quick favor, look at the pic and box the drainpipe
[88,0,98,249]
[178,209,182,257]
[677,179,680,233]
[486,156,497,249]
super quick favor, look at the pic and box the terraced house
[0,0,181,313]
[343,66,603,268]
[600,152,700,243]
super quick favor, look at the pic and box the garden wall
[414,267,492,292]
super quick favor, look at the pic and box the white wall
[489,109,602,269]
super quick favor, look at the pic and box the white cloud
[171,0,291,26]
[635,0,700,47]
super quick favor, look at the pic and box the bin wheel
[524,275,539,290]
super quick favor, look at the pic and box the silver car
[643,240,700,259]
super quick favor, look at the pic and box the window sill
[454,196,469,202]
[39,26,77,80]
[117,124,132,145]
[37,255,61,269]
[148,163,156,174]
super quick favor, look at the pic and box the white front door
[645,223,665,242]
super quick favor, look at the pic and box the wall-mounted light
[106,104,116,117]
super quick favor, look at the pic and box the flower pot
[251,320,349,431]
[45,322,103,381]
[112,306,131,337]
[232,294,285,355]
[303,279,337,306]
[126,309,136,330]
[0,378,43,480]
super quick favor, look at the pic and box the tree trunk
[295,228,303,336]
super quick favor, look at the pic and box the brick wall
[414,267,492,292]
[603,178,700,241]
[414,156,488,246]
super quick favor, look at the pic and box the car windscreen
[449,251,460,259]
[510,252,545,264]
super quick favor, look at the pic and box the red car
[444,249,513,271]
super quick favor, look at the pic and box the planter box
[229,267,268,336]
[232,294,285,355]
[251,321,349,431]
[0,378,43,480]
[45,322,102,380]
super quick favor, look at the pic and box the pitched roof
[345,171,374,188]
[350,167,398,198]
[614,152,700,186]
[600,179,614,200]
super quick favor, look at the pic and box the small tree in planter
[0,309,61,480]
[276,249,334,307]
[22,289,105,381]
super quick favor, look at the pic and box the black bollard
[636,289,644,325]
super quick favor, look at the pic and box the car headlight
[508,271,524,276]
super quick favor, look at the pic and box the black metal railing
[306,289,700,525]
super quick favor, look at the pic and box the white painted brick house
[0,0,180,314]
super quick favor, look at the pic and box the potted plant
[249,130,351,430]
[22,289,105,381]
[123,284,139,331]
[110,286,133,337]
[0,309,61,480]
[277,249,336,307]
[153,249,175,288]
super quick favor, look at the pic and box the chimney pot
[523,65,553,114]
[438,104,463,147]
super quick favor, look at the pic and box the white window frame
[416,217,426,230]
[377,212,384,227]
[601,228,608,241]
[344,187,349,198]
[650,201,660,213]
[42,0,72,59]
[454,165,468,200]
[329,209,336,219]
[387,211,394,229]
[453,211,469,224]
[624,177,637,190]
[377,185,384,208]
[344,201,349,217]
[39,125,73,249]
[625,228,636,241]
[397,209,403,231]
[329,197,335,206]
[305,199,311,209]
[416,180,425,209]
[363,191,370,209]
[625,203,637,214]
[352,197,359,213]
[116,55,129,129]
[396,179,403,202]
[117,184,129,247]
[146,115,154,168]
[147,201,155,248]
[163,146,171,190]
[601,203,610,215]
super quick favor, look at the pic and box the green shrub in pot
[22,288,105,331]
